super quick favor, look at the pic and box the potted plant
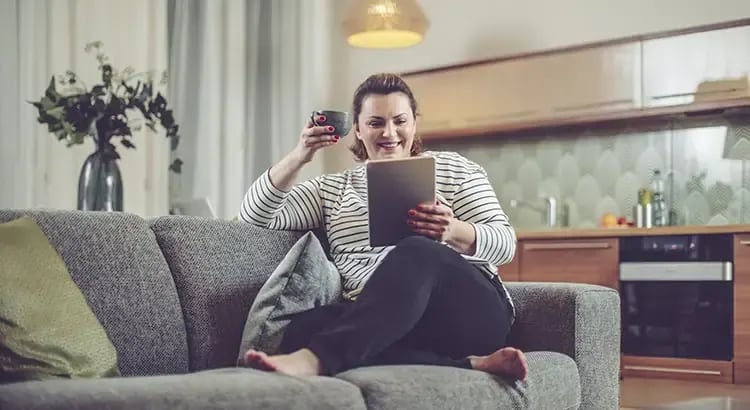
[29,41,182,212]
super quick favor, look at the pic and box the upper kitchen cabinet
[406,69,463,134]
[643,25,750,108]
[406,58,549,136]
[542,42,643,117]
[451,58,549,129]
[405,42,643,138]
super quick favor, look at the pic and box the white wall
[323,0,750,173]
[0,0,169,216]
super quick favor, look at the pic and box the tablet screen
[366,156,436,247]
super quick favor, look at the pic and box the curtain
[0,0,170,216]
[167,0,334,219]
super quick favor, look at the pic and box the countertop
[516,224,750,240]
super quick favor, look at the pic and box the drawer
[519,238,618,288]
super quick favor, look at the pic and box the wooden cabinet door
[543,42,643,117]
[642,25,750,108]
[454,58,549,129]
[519,238,619,289]
[407,69,467,134]
[498,247,521,282]
[406,59,549,135]
[734,234,750,384]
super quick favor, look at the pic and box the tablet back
[366,156,435,247]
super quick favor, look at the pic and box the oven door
[620,262,733,361]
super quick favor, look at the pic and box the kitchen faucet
[509,196,559,228]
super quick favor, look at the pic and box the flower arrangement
[29,41,182,173]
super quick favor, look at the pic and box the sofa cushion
[0,210,189,377]
[238,231,342,360]
[0,368,367,410]
[0,217,119,381]
[337,351,580,410]
[149,216,306,371]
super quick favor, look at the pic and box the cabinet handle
[623,365,722,376]
[651,88,743,100]
[524,242,611,251]
[739,240,750,246]
[552,98,633,112]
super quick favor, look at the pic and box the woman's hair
[349,73,423,161]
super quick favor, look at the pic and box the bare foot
[469,347,529,381]
[243,348,322,376]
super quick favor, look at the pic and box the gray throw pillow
[237,231,342,362]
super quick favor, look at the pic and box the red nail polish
[408,210,416,216]
[334,135,340,141]
[436,200,440,205]
[327,126,334,132]
[319,116,326,122]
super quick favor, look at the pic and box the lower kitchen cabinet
[734,234,750,384]
[498,248,521,282]
[504,230,750,384]
[517,238,619,289]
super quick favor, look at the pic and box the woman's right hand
[292,118,340,165]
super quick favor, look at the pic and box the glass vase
[77,147,123,212]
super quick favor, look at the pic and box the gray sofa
[0,209,621,410]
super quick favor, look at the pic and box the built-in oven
[619,234,733,361]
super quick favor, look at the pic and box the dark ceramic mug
[311,110,353,136]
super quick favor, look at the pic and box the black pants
[278,235,514,375]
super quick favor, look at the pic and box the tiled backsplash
[427,118,750,230]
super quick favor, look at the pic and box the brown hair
[349,73,423,161]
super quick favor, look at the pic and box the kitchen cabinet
[405,69,461,135]
[518,238,618,289]
[734,234,750,384]
[453,58,549,129]
[403,23,750,139]
[508,227,750,384]
[542,42,642,117]
[642,25,750,108]
[406,58,549,135]
[406,43,642,136]
[498,248,521,282]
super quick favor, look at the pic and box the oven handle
[619,261,732,281]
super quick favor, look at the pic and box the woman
[239,73,527,380]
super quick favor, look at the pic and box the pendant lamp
[342,0,429,49]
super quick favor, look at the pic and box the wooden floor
[621,377,750,409]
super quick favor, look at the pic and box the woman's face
[355,92,416,161]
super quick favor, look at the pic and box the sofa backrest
[0,210,190,377]
[149,216,304,371]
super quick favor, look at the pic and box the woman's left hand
[407,201,457,242]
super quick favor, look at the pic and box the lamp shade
[342,0,429,49]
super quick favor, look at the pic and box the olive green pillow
[0,216,120,382]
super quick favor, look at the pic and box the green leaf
[40,95,58,111]
[45,106,65,120]
[170,134,180,151]
[169,158,183,174]
[121,139,136,149]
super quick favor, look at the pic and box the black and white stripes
[240,151,517,300]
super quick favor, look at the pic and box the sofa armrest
[505,282,620,410]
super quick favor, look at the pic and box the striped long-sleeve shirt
[240,151,517,313]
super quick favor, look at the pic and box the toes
[244,349,264,363]
[244,350,275,371]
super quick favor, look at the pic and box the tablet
[366,155,436,247]
[171,197,218,219]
